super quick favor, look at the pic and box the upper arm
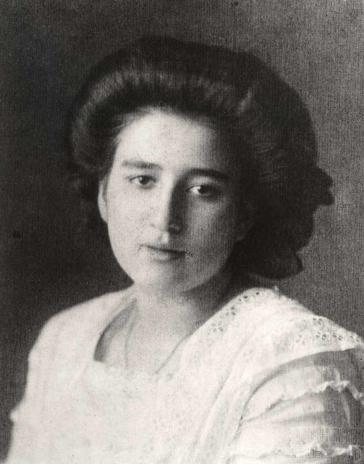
[227,349,364,464]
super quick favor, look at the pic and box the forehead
[114,109,239,173]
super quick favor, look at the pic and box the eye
[128,175,155,188]
[188,184,219,198]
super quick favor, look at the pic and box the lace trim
[230,443,364,459]
[243,377,364,424]
[230,426,364,458]
[309,380,364,405]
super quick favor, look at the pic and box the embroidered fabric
[5,287,364,464]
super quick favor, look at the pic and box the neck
[132,265,237,335]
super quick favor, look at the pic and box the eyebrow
[121,160,161,170]
[121,159,230,182]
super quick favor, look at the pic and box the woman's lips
[143,245,186,262]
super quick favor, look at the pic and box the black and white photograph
[1,1,363,463]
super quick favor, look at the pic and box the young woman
[6,36,364,464]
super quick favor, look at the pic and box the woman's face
[98,109,250,294]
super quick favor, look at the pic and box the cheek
[107,190,146,228]
[105,204,144,258]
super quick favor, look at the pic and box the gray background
[1,0,363,457]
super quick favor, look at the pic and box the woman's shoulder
[225,288,364,463]
[233,286,364,368]
[235,286,363,343]
[10,288,134,424]
[29,288,133,364]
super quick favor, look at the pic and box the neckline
[90,285,275,380]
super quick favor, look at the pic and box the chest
[42,357,241,464]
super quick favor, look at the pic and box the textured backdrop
[1,0,363,457]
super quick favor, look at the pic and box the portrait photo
[1,1,363,462]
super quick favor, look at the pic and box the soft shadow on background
[1,0,363,457]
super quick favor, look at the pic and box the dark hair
[67,35,333,279]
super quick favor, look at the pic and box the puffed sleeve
[227,349,364,464]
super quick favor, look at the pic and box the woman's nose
[150,187,183,235]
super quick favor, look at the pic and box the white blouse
[6,287,364,464]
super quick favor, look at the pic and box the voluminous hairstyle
[67,35,332,279]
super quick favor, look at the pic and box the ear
[97,180,108,223]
